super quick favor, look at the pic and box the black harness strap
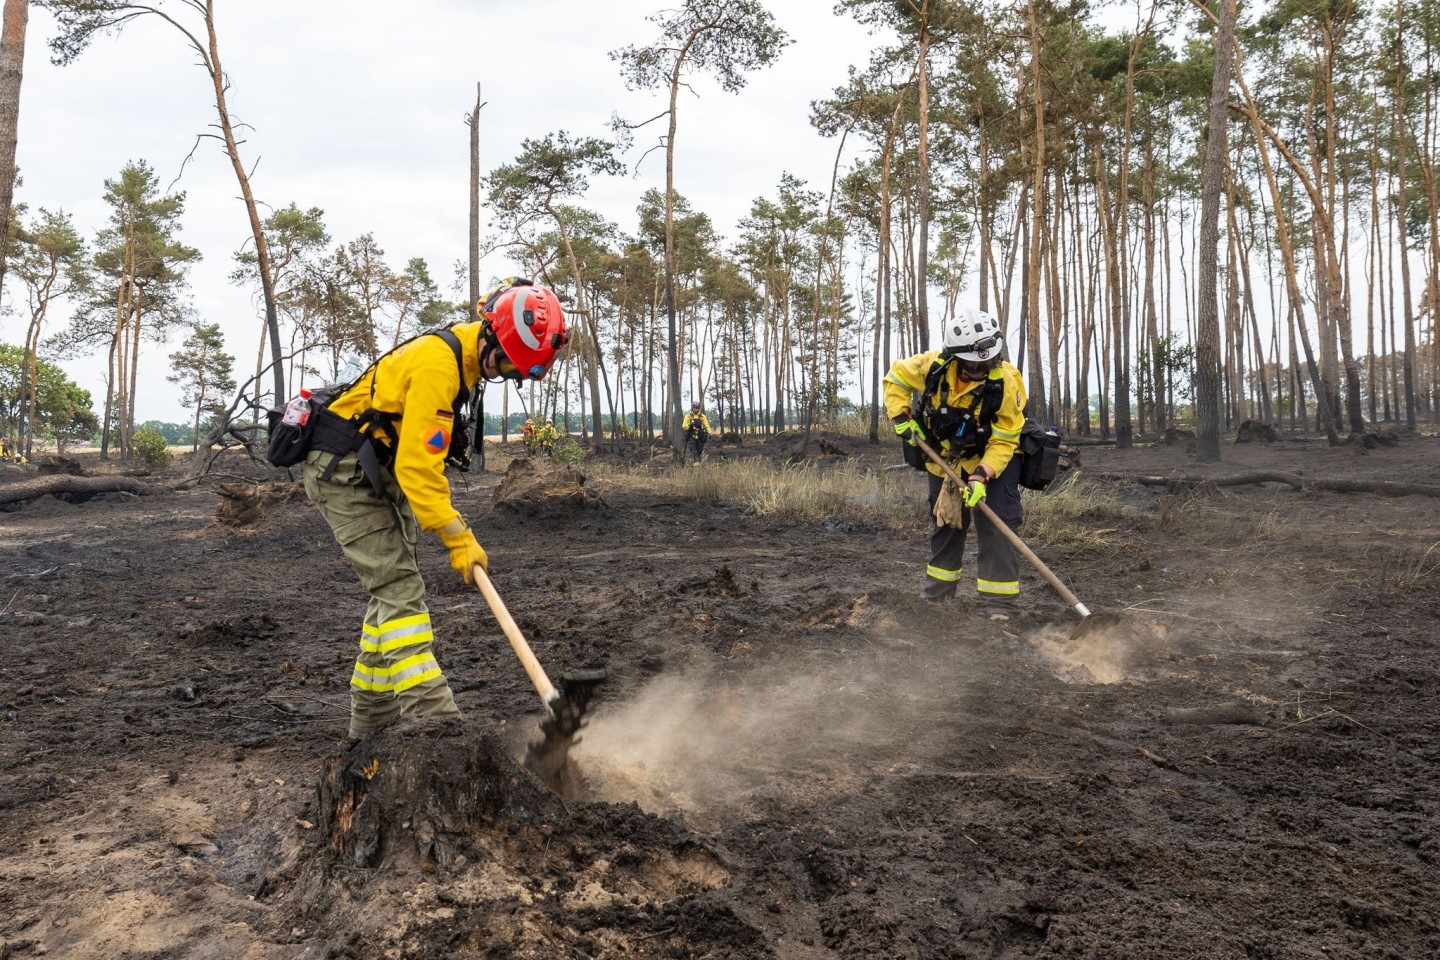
[315,328,472,524]
[918,358,1006,462]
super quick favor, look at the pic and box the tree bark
[1193,0,1236,463]
[0,0,26,301]
[914,3,931,353]
[468,83,482,312]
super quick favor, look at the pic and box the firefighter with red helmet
[521,417,538,456]
[303,277,568,738]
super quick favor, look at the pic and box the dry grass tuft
[1021,476,1131,548]
[590,458,922,527]
[1381,541,1440,595]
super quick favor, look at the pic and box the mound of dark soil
[491,458,606,515]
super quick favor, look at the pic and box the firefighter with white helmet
[885,307,1027,618]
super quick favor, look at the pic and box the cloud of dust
[1026,622,1137,684]
[574,645,967,819]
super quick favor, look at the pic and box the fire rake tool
[472,565,606,790]
[912,436,1124,641]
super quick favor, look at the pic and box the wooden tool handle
[912,437,1091,618]
[472,565,558,704]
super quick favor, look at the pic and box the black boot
[921,580,957,602]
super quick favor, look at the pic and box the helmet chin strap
[477,323,511,385]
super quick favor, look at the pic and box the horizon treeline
[4,0,1439,463]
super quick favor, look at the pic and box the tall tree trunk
[198,6,285,407]
[468,83,482,312]
[1143,131,1162,430]
[914,3,931,352]
[1236,73,1340,444]
[1319,16,1365,436]
[546,202,606,451]
[1024,0,1047,419]
[0,0,26,300]
[1395,0,1417,428]
[1194,0,1236,462]
[977,103,992,315]
[869,90,906,442]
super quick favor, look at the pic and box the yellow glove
[439,521,488,584]
[963,470,988,508]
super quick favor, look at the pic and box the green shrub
[131,427,172,471]
[552,436,587,464]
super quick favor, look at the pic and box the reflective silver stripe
[927,564,962,583]
[389,654,442,691]
[511,288,541,350]
[351,663,395,691]
[885,370,917,390]
[374,614,434,655]
[977,578,1020,595]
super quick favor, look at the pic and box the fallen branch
[0,474,157,507]
[1088,471,1440,498]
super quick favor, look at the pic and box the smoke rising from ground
[575,638,971,819]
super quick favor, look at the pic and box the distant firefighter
[682,401,711,466]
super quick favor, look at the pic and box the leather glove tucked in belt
[439,519,489,584]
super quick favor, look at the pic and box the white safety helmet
[942,308,1004,364]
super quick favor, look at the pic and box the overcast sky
[11,0,891,423]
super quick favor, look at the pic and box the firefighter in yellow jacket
[681,401,711,465]
[537,419,559,457]
[303,278,568,738]
[885,308,1027,618]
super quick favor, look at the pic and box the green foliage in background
[130,426,172,470]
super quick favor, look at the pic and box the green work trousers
[303,449,460,738]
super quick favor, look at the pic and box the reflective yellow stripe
[389,652,443,692]
[358,623,382,653]
[886,370,918,390]
[377,613,430,634]
[351,661,396,692]
[376,613,435,654]
[926,565,962,583]
[991,426,1020,440]
[977,578,1019,595]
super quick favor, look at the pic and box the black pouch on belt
[264,410,312,467]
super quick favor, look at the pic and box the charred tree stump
[213,481,304,526]
[317,719,567,872]
[36,455,86,476]
[1235,419,1279,443]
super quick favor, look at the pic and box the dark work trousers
[923,454,1023,605]
[687,435,706,463]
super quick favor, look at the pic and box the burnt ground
[1,429,1438,959]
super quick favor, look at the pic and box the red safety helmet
[478,280,568,381]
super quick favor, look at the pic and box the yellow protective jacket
[537,422,559,445]
[326,323,482,533]
[682,412,712,437]
[883,352,1027,480]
